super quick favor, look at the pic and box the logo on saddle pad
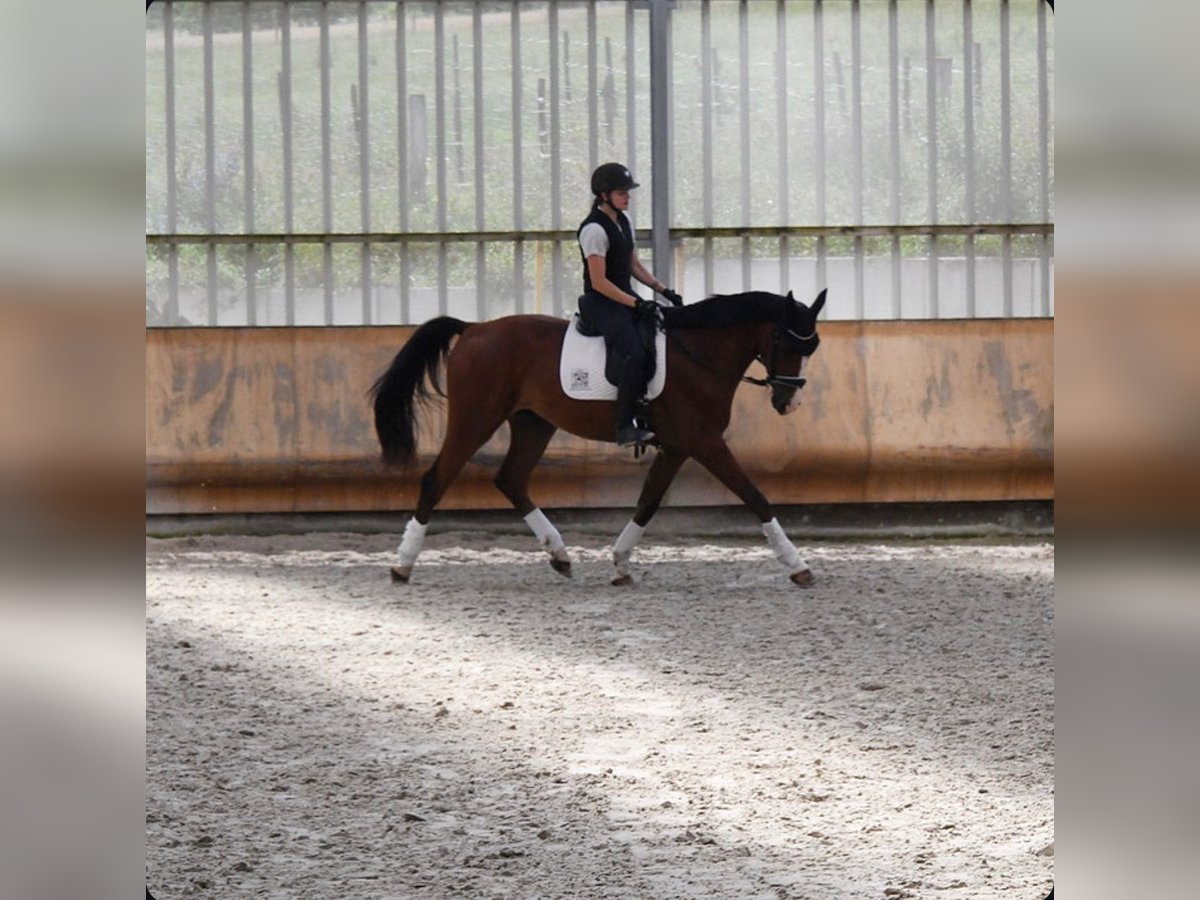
[559,314,667,402]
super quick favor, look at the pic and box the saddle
[559,313,666,402]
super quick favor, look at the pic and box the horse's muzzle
[772,384,804,415]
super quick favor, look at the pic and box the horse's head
[764,289,826,415]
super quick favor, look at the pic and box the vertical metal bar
[963,0,977,317]
[701,0,713,297]
[281,2,295,325]
[888,0,901,317]
[435,2,449,314]
[625,1,636,222]
[512,3,524,314]
[1000,0,1013,316]
[534,240,545,314]
[453,34,464,184]
[242,1,257,326]
[203,2,217,325]
[397,1,410,322]
[563,29,571,105]
[164,1,179,325]
[167,242,181,327]
[549,0,563,315]
[203,3,215,231]
[474,0,486,320]
[1037,0,1050,316]
[851,0,864,318]
[776,0,789,293]
[665,15,676,242]
[164,3,177,236]
[925,0,938,317]
[814,0,827,289]
[358,0,372,324]
[207,241,219,326]
[650,0,673,289]
[851,0,863,225]
[738,0,750,290]
[587,0,598,173]
[553,240,567,317]
[320,1,334,324]
[514,237,526,315]
[549,1,561,209]
[675,242,685,299]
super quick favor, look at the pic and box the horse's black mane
[662,291,789,331]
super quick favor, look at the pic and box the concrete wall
[146,319,1052,514]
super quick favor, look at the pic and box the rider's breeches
[578,292,649,424]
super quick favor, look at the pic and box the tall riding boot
[614,356,655,446]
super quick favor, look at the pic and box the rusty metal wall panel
[146,319,1053,514]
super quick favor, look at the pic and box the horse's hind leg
[611,449,687,586]
[494,411,571,577]
[391,407,506,584]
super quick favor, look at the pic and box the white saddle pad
[559,314,666,401]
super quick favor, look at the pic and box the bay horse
[371,288,826,586]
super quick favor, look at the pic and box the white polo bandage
[523,508,566,552]
[396,518,428,567]
[612,520,645,572]
[762,518,808,573]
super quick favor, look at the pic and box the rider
[577,162,683,446]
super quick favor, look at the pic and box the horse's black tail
[370,316,468,468]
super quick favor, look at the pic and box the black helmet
[591,162,640,195]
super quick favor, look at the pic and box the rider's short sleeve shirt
[578,212,633,260]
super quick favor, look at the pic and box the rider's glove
[660,288,683,307]
[633,297,663,324]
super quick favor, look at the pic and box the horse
[370,288,826,586]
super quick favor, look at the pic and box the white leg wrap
[523,508,567,558]
[396,518,428,568]
[762,518,809,574]
[612,520,645,576]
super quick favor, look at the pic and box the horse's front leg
[611,449,688,586]
[691,439,813,587]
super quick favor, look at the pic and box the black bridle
[742,323,817,390]
[668,319,817,391]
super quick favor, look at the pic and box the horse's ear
[787,290,795,302]
[811,289,827,316]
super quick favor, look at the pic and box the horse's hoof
[390,566,412,584]
[611,573,634,587]
[550,557,572,577]
[790,569,814,588]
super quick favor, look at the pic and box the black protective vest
[578,206,634,295]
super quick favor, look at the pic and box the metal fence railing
[146,0,1053,326]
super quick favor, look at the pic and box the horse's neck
[689,322,770,379]
[670,294,781,375]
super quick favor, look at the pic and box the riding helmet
[591,162,640,195]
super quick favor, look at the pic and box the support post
[648,0,674,287]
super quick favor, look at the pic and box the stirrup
[615,423,655,447]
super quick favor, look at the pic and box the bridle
[668,318,816,391]
[743,323,816,390]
